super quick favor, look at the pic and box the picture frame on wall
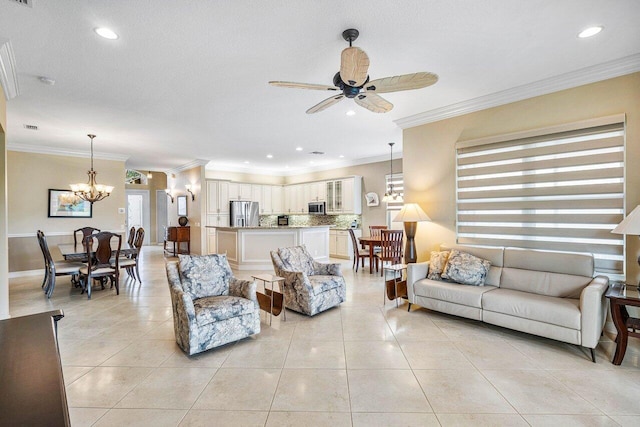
[177,195,188,216]
[48,189,92,218]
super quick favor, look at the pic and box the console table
[606,282,640,365]
[164,226,190,256]
[0,310,69,426]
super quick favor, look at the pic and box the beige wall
[285,159,402,231]
[168,166,205,254]
[0,86,8,318]
[403,72,640,283]
[126,172,168,244]
[205,169,284,185]
[7,151,127,272]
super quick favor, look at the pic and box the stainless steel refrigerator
[230,201,260,227]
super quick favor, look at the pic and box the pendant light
[381,142,403,203]
[70,134,114,204]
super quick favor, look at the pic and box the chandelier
[381,142,403,203]
[70,134,114,204]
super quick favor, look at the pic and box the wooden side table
[252,274,286,325]
[605,282,640,365]
[383,264,407,308]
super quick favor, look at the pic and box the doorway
[126,190,150,245]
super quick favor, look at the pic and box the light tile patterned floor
[9,246,640,426]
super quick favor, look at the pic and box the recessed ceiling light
[339,155,344,158]
[309,161,315,165]
[266,154,273,159]
[346,110,356,116]
[94,27,119,40]
[296,147,303,151]
[578,26,603,38]
[244,161,250,164]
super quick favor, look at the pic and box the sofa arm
[230,277,258,307]
[406,262,430,302]
[580,275,609,349]
[313,261,342,276]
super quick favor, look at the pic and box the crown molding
[7,142,129,161]
[395,53,640,129]
[0,38,19,100]
[165,159,210,175]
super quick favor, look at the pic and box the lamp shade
[611,205,640,235]
[393,203,431,223]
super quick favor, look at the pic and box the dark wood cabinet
[164,226,191,256]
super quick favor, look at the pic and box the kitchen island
[214,226,330,270]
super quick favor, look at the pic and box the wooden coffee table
[605,282,640,365]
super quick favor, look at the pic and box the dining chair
[376,229,404,276]
[348,228,370,272]
[79,231,121,299]
[73,226,101,246]
[37,230,84,298]
[127,226,136,248]
[368,225,387,254]
[116,227,144,283]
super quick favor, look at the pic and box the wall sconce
[185,184,195,201]
[165,188,174,203]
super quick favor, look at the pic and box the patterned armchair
[166,254,260,355]
[270,245,346,316]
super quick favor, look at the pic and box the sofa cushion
[178,254,231,299]
[482,288,581,330]
[194,295,256,326]
[501,248,593,298]
[442,250,492,286]
[414,278,497,308]
[427,251,450,280]
[309,275,342,295]
[278,246,315,276]
[441,245,504,287]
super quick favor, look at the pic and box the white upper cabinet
[251,185,262,206]
[271,186,283,214]
[206,180,219,213]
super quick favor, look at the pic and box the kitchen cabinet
[329,229,361,259]
[206,214,230,228]
[228,182,252,201]
[207,228,217,254]
[271,186,283,214]
[206,180,231,214]
[218,182,229,213]
[326,177,362,214]
[251,185,262,206]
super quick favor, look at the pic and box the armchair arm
[313,261,342,276]
[580,275,609,349]
[279,269,314,295]
[165,262,196,351]
[406,261,430,302]
[229,277,258,307]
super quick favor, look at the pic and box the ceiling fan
[269,29,438,114]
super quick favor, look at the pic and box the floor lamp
[611,205,640,287]
[393,203,431,263]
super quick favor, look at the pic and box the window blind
[456,122,625,275]
[385,173,404,227]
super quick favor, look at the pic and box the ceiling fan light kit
[269,28,438,114]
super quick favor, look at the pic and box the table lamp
[611,205,640,286]
[393,203,431,263]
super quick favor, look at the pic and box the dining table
[358,235,381,274]
[58,242,137,262]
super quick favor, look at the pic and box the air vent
[8,0,32,7]
[23,124,38,130]
[310,151,325,155]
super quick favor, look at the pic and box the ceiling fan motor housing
[333,72,369,98]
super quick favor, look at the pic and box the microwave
[308,201,326,215]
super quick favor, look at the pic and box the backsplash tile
[260,214,361,229]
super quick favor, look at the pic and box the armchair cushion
[178,254,232,299]
[309,275,343,295]
[277,246,315,276]
[194,295,257,326]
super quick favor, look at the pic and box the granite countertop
[331,227,361,231]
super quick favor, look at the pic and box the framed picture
[48,189,92,218]
[177,195,188,216]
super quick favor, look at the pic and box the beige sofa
[406,244,609,361]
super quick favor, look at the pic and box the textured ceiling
[1,0,639,174]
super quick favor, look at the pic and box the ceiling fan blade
[306,94,345,114]
[269,81,339,91]
[340,47,370,87]
[354,93,393,113]
[364,72,438,93]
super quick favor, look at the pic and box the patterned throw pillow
[278,246,315,276]
[441,249,492,286]
[427,250,450,280]
[178,254,231,299]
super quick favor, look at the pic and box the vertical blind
[456,121,625,275]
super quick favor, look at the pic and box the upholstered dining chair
[270,245,346,316]
[165,254,261,355]
[376,229,404,275]
[116,227,144,283]
[348,228,370,272]
[37,230,84,298]
[73,226,101,246]
[79,231,121,299]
